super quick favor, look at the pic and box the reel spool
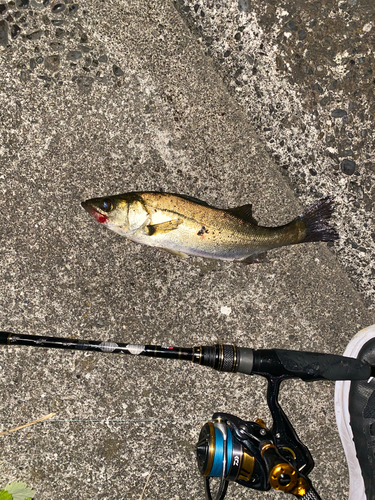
[196,418,256,500]
[196,419,255,480]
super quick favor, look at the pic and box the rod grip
[253,349,372,381]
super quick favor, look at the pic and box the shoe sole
[335,324,375,500]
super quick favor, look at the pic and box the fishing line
[38,418,209,423]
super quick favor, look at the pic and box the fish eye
[99,198,113,212]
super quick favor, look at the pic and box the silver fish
[81,192,338,263]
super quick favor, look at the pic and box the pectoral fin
[147,219,183,236]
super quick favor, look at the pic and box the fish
[81,192,338,263]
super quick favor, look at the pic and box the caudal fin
[299,197,339,243]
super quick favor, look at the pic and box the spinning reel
[1,332,373,499]
[196,376,319,499]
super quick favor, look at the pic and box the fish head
[81,195,130,233]
[81,194,149,236]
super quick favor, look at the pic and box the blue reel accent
[209,427,233,477]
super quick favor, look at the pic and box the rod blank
[1,332,372,382]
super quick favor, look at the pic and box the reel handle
[261,444,322,499]
[299,488,322,500]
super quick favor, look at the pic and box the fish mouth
[81,200,108,224]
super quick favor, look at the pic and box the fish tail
[298,196,339,243]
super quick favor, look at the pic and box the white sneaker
[335,325,375,500]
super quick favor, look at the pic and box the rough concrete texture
[0,1,374,499]
[176,0,375,308]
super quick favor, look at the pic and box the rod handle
[253,349,372,381]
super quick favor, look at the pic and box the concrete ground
[0,1,374,499]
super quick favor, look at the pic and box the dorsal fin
[226,204,258,225]
[175,193,211,207]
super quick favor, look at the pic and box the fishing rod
[1,331,372,500]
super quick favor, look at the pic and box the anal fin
[239,252,268,265]
[157,248,189,258]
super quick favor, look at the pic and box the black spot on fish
[197,226,209,236]
[147,225,156,236]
